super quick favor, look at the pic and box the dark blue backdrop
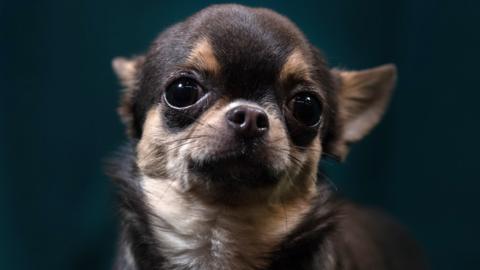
[1,0,479,269]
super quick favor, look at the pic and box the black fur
[108,144,166,270]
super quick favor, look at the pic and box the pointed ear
[112,56,144,137]
[329,64,397,160]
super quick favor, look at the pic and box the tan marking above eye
[185,38,221,76]
[279,49,311,83]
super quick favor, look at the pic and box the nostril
[226,105,269,137]
[229,109,246,125]
[256,113,268,129]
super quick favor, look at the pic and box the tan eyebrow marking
[279,49,311,82]
[185,38,221,75]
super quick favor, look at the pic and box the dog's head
[112,5,396,204]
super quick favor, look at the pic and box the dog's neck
[140,175,315,270]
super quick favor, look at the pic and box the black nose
[226,105,269,138]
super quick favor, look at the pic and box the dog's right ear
[112,56,144,137]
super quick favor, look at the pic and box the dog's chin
[188,152,282,189]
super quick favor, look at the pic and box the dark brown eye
[289,93,323,126]
[164,77,203,108]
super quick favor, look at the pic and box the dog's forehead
[144,5,318,90]
[184,5,312,86]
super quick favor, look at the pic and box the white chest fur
[141,176,311,270]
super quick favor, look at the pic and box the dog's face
[113,5,396,204]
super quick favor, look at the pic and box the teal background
[1,0,479,269]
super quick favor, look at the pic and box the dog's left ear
[112,56,145,137]
[328,64,397,161]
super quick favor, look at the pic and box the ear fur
[112,56,144,138]
[329,64,397,161]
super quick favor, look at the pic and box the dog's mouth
[188,149,280,187]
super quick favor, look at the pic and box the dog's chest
[155,209,270,270]
[142,177,307,270]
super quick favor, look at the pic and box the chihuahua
[109,4,426,270]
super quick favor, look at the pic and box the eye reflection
[164,77,203,108]
[289,93,322,126]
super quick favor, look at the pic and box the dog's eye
[164,78,203,108]
[288,93,323,126]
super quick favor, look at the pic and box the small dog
[109,4,426,270]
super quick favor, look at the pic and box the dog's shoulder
[269,194,428,270]
[334,202,428,270]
